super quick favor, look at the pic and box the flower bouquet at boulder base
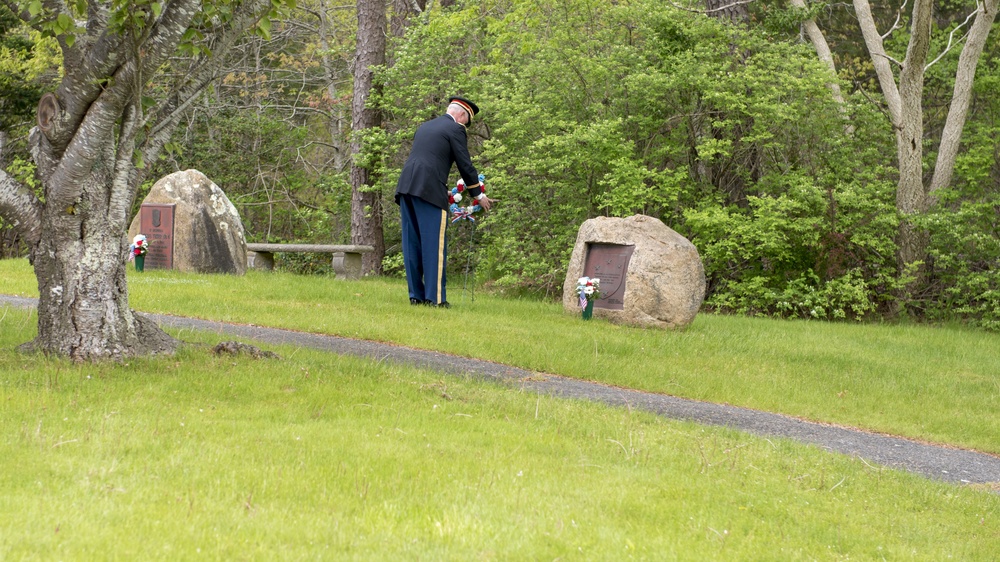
[576,276,601,320]
[129,234,149,272]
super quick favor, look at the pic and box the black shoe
[435,301,451,309]
[410,298,423,305]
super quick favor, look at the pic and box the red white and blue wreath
[449,174,487,222]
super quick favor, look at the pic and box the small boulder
[128,170,247,274]
[562,215,705,329]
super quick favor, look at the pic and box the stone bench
[246,243,374,280]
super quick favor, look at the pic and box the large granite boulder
[128,170,247,274]
[562,215,705,329]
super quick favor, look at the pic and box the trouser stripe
[436,208,447,303]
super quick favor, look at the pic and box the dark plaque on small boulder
[583,243,635,310]
[139,204,176,270]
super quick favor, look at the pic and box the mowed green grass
[2,258,997,455]
[0,311,997,560]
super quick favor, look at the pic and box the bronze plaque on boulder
[139,204,175,269]
[583,243,635,310]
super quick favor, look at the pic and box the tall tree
[349,0,386,274]
[853,0,1000,286]
[0,0,287,360]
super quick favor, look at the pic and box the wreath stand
[449,176,486,303]
[461,219,478,302]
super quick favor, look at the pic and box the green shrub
[922,191,1000,330]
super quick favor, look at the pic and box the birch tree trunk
[28,165,176,360]
[854,0,930,278]
[788,0,850,130]
[929,0,1000,197]
[350,0,387,275]
[894,1,933,270]
[854,0,999,284]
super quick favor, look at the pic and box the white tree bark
[0,168,42,245]
[789,0,853,135]
[853,0,999,289]
[853,0,903,124]
[895,0,933,221]
[854,0,930,271]
[930,0,1000,196]
[788,0,847,109]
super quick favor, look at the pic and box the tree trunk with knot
[26,136,178,360]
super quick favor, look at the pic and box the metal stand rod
[462,219,476,302]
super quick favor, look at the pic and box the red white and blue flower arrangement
[128,234,149,260]
[128,234,149,271]
[576,276,601,319]
[449,174,487,222]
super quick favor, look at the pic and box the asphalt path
[3,294,999,488]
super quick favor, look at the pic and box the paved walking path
[3,294,999,488]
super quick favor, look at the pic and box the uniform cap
[448,96,479,123]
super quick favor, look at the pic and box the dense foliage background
[2,0,999,328]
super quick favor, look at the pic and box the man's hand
[476,193,494,211]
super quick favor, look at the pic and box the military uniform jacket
[395,115,482,210]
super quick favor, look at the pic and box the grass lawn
[1,310,998,560]
[2,258,997,454]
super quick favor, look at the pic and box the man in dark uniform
[395,96,493,307]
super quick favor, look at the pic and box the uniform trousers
[399,194,449,304]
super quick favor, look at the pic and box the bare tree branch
[872,51,904,68]
[924,5,979,71]
[881,0,909,40]
[135,0,275,188]
[666,0,756,15]
[139,0,202,79]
